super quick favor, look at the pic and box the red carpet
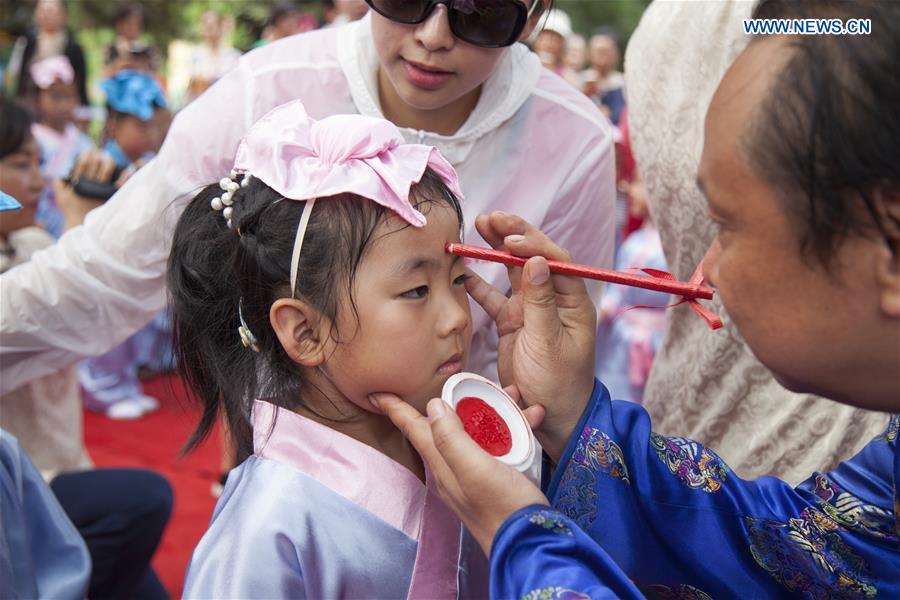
[82,374,221,598]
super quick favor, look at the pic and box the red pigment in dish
[456,396,512,456]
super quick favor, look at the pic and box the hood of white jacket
[337,13,543,163]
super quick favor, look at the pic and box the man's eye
[401,286,429,299]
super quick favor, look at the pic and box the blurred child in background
[77,69,172,420]
[27,55,94,238]
[582,27,625,125]
[99,69,167,169]
[596,173,669,403]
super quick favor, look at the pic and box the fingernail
[368,394,380,409]
[427,398,447,422]
[505,234,525,244]
[529,258,549,285]
[494,210,508,217]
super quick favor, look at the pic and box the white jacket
[0,17,615,392]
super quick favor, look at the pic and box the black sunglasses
[365,0,538,48]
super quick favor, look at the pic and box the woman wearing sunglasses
[1,0,615,394]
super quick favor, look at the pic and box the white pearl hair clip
[211,170,253,228]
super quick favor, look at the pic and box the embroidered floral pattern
[572,426,630,483]
[811,475,898,543]
[556,426,629,527]
[521,587,591,600]
[875,414,899,443]
[747,509,877,599]
[644,583,714,600]
[527,509,572,536]
[649,433,729,493]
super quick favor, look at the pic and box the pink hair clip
[230,100,463,298]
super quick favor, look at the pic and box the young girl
[98,69,167,169]
[2,0,617,399]
[27,55,94,238]
[77,69,171,419]
[176,100,482,597]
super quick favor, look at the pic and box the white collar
[337,14,542,163]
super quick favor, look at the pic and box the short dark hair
[745,0,900,266]
[268,1,299,27]
[0,96,34,160]
[113,2,144,26]
[590,26,620,48]
[168,169,463,456]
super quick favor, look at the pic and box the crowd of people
[0,0,897,598]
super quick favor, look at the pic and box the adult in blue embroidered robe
[490,381,900,599]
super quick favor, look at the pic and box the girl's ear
[873,189,900,318]
[270,298,331,366]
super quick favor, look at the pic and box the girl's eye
[453,273,470,286]
[401,285,429,299]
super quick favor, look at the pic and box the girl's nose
[438,293,470,338]
[414,4,456,52]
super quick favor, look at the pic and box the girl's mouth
[437,352,463,375]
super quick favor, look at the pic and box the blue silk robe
[183,401,488,599]
[491,381,900,599]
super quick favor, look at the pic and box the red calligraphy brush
[446,243,723,330]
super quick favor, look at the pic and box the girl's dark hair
[0,96,34,159]
[745,0,900,267]
[168,169,463,456]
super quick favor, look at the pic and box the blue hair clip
[0,192,23,212]
[100,69,167,121]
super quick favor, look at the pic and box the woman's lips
[403,59,453,90]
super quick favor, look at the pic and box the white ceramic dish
[440,372,536,472]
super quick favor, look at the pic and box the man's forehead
[710,37,793,119]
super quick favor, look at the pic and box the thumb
[521,256,563,341]
[427,399,495,474]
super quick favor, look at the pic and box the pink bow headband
[29,55,74,90]
[219,100,464,302]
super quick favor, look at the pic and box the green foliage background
[3,0,650,53]
[2,0,650,101]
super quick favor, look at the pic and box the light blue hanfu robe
[31,122,94,239]
[184,400,488,599]
[490,381,900,599]
[0,430,90,600]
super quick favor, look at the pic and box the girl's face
[371,2,538,122]
[324,201,472,413]
[0,136,44,237]
[109,109,164,162]
[533,30,565,68]
[698,38,900,412]
[36,80,78,131]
